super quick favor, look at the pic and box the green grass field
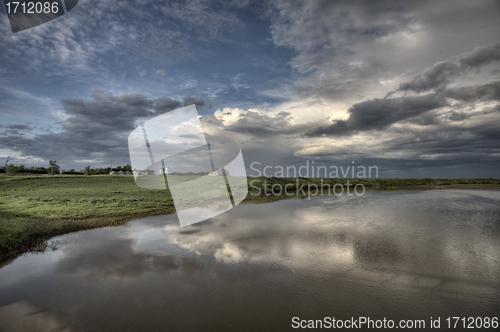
[0,175,175,260]
[1,174,499,261]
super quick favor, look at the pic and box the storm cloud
[305,94,446,137]
[395,43,500,94]
[0,90,204,167]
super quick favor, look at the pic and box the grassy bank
[1,174,499,261]
[0,175,175,260]
[246,176,500,194]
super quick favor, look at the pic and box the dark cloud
[0,90,204,169]
[268,0,500,103]
[305,94,446,137]
[0,124,34,136]
[60,90,154,133]
[377,120,500,172]
[155,97,182,114]
[0,124,33,137]
[218,111,294,136]
[183,96,205,107]
[301,45,500,138]
[5,124,33,131]
[293,100,500,175]
[394,43,500,94]
[443,80,500,102]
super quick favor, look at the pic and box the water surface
[0,190,499,331]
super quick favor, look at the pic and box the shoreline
[1,175,499,263]
[0,207,176,264]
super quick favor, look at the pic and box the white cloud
[180,79,198,89]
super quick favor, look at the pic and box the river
[0,190,499,331]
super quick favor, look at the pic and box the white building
[158,167,171,175]
[208,168,230,176]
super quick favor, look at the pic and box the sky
[0,0,499,177]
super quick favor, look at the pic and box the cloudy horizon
[1,0,500,177]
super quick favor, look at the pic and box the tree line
[1,159,133,175]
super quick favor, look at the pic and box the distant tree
[92,167,111,174]
[6,164,18,174]
[62,168,83,175]
[123,164,132,172]
[49,160,60,175]
[84,165,91,176]
[26,166,48,174]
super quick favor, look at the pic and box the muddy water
[0,190,499,331]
